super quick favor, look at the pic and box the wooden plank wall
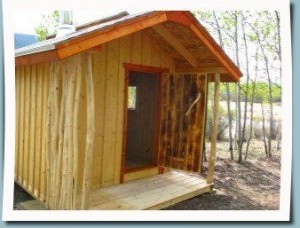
[86,31,174,189]
[15,29,211,209]
[15,29,175,205]
[158,73,207,173]
[15,63,49,202]
[15,54,89,209]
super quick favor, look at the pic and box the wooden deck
[87,170,212,210]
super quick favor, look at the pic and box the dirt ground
[166,140,281,210]
[14,140,281,210]
[13,183,34,209]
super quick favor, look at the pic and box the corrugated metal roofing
[15,11,152,57]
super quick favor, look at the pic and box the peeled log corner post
[72,55,82,209]
[81,53,95,210]
[206,73,220,186]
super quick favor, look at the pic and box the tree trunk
[245,48,259,160]
[240,13,250,159]
[233,12,242,163]
[260,98,268,157]
[212,11,233,160]
[275,11,282,80]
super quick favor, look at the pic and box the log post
[50,63,60,208]
[54,62,67,209]
[72,55,82,209]
[45,70,52,209]
[206,73,220,184]
[81,53,95,210]
[66,59,76,209]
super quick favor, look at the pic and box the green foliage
[128,86,137,109]
[219,82,281,103]
[35,10,60,41]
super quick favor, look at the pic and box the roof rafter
[153,24,199,68]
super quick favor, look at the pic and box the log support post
[81,53,95,210]
[206,73,220,185]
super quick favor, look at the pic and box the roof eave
[15,11,242,82]
[165,11,242,82]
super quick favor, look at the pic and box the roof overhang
[15,11,242,82]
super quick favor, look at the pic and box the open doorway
[124,71,159,171]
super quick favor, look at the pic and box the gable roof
[15,11,242,82]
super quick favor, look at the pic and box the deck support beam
[206,73,220,184]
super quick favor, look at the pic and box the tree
[212,11,234,160]
[35,11,60,41]
[193,10,281,162]
[245,47,259,160]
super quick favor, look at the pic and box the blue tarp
[14,33,38,49]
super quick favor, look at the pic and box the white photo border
[2,0,292,221]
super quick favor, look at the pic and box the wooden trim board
[120,64,165,183]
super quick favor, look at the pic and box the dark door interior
[125,71,158,170]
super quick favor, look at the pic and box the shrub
[205,103,231,141]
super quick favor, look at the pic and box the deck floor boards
[87,170,212,210]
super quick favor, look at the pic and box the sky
[13,10,141,34]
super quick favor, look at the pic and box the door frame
[120,63,169,183]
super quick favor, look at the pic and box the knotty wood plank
[102,40,119,186]
[34,64,43,197]
[141,33,152,66]
[193,74,208,172]
[40,63,49,202]
[92,46,106,188]
[130,32,142,64]
[115,35,131,184]
[81,53,96,209]
[28,64,37,192]
[23,65,31,188]
[15,67,20,179]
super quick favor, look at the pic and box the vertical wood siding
[15,30,175,205]
[15,63,49,201]
[89,31,174,188]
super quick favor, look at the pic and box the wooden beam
[56,12,168,59]
[123,63,169,73]
[165,11,242,81]
[189,24,241,82]
[15,50,59,66]
[175,66,227,74]
[153,24,199,68]
[206,73,220,184]
[81,53,95,210]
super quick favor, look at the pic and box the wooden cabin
[14,11,241,210]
